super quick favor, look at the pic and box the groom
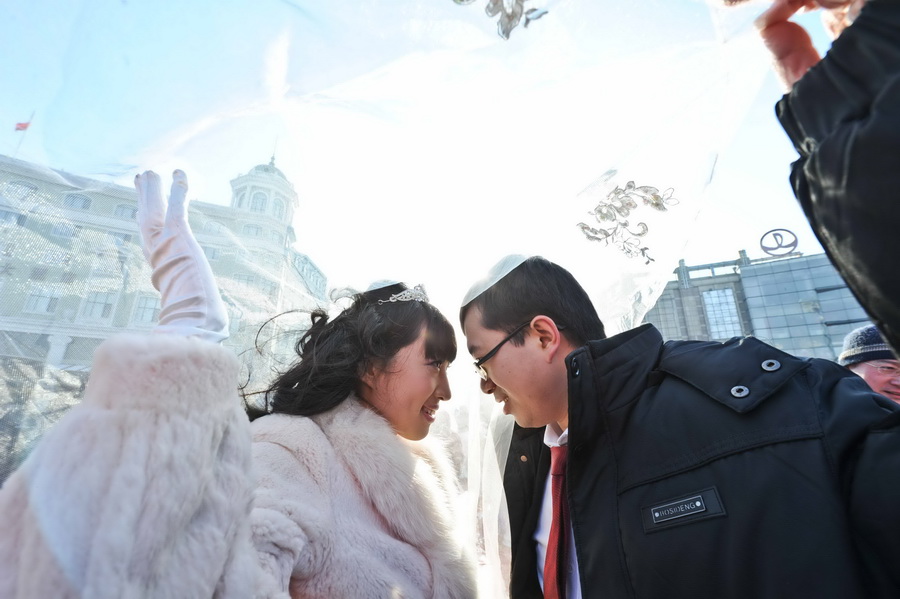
[461,254,900,598]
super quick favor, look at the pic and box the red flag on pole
[14,122,30,131]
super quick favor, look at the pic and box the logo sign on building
[760,229,798,256]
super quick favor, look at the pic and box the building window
[133,294,161,324]
[63,193,91,210]
[203,220,225,235]
[268,230,284,245]
[82,291,116,319]
[233,273,255,286]
[1,209,25,226]
[202,246,220,260]
[259,252,279,267]
[42,249,72,266]
[273,198,285,220]
[258,279,278,300]
[90,250,122,276]
[51,223,80,238]
[228,307,242,333]
[702,288,743,339]
[2,181,37,205]
[30,203,54,215]
[108,231,132,247]
[24,287,60,314]
[29,266,48,281]
[242,224,262,237]
[250,192,267,213]
[114,204,138,219]
[60,271,77,284]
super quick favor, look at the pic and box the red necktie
[543,444,569,599]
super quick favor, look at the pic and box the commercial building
[643,250,871,360]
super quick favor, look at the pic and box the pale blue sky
[1,0,834,326]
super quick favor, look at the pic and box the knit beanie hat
[838,325,893,367]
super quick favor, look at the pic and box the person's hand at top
[135,170,229,343]
[817,0,867,38]
[747,0,868,90]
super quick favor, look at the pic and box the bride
[0,170,476,598]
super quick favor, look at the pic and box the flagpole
[13,110,35,158]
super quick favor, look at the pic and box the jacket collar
[658,335,808,413]
[567,323,811,436]
[567,323,664,447]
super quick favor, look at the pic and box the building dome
[249,156,286,181]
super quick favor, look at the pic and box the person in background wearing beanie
[839,324,900,403]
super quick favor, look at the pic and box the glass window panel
[81,291,116,319]
[702,288,742,339]
[63,193,91,210]
[250,192,267,213]
[114,204,137,219]
[51,223,80,238]
[0,209,24,226]
[133,294,161,324]
[24,286,60,314]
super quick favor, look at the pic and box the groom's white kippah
[461,254,530,307]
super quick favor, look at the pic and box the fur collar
[257,396,476,598]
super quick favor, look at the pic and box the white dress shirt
[534,423,582,598]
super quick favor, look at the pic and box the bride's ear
[359,359,387,393]
[360,362,377,389]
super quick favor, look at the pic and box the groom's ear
[528,315,566,363]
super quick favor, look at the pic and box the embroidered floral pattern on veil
[453,0,548,39]
[578,179,680,265]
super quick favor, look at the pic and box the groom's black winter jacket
[505,325,900,598]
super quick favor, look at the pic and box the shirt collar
[543,421,569,448]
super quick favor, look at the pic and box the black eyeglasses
[474,321,531,381]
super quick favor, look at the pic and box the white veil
[1,0,779,594]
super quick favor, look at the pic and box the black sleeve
[813,364,900,596]
[847,410,900,596]
[775,0,900,355]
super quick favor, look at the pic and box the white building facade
[0,154,326,481]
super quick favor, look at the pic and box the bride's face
[361,327,452,440]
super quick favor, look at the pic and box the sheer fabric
[0,0,772,594]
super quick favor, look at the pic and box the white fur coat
[251,396,477,599]
[0,336,477,599]
[0,334,257,598]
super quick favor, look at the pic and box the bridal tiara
[377,284,429,304]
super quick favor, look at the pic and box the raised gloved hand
[135,170,229,343]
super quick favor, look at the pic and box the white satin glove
[135,169,229,343]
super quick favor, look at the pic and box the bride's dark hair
[246,283,456,421]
